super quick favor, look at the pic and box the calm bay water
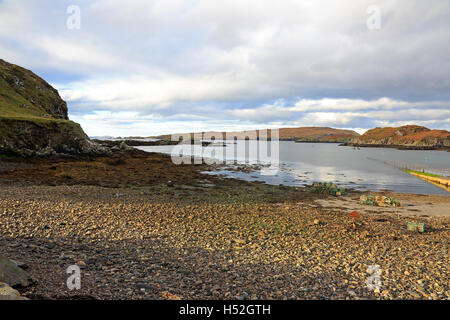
[138,142,450,195]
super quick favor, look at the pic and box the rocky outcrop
[0,257,32,300]
[0,257,34,288]
[349,125,450,149]
[0,118,109,157]
[0,59,109,157]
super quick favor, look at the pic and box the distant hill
[151,125,450,150]
[0,59,106,156]
[153,127,360,142]
[350,125,450,149]
[278,127,359,142]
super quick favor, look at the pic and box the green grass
[0,59,67,121]
[0,91,47,119]
[0,116,86,140]
[0,59,79,138]
[404,169,446,179]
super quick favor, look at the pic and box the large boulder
[0,257,34,288]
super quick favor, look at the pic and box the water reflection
[137,142,449,195]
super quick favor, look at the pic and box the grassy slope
[0,59,93,156]
[0,59,82,137]
[0,60,63,118]
[0,84,50,120]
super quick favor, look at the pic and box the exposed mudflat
[316,193,450,217]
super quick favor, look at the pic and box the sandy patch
[316,193,450,217]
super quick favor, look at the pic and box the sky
[0,0,449,137]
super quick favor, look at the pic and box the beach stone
[9,259,29,270]
[0,257,34,288]
[0,282,19,296]
[159,291,182,300]
[0,295,29,300]
[0,282,28,300]
[119,141,133,151]
[76,260,87,268]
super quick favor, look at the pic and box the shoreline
[406,170,450,186]
[134,145,449,197]
[102,138,450,151]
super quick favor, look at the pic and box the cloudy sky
[0,0,449,136]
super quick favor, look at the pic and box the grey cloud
[0,0,449,135]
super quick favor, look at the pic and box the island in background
[343,125,450,151]
[143,125,449,150]
[149,127,359,143]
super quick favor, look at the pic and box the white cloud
[35,37,117,69]
[59,73,255,110]
[69,97,450,136]
[228,98,450,122]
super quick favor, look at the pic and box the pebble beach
[0,152,449,300]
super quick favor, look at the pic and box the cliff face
[351,125,450,147]
[0,59,107,157]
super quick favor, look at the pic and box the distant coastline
[339,142,450,151]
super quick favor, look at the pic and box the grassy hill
[0,59,105,157]
[279,127,359,142]
[0,59,69,120]
[352,125,450,148]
